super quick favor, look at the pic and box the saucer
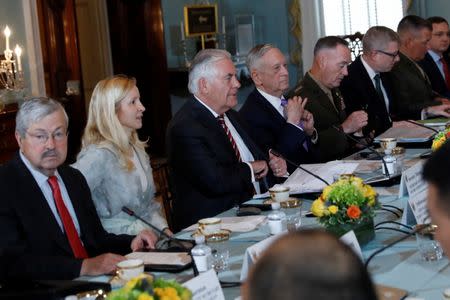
[191,229,231,242]
[264,197,302,208]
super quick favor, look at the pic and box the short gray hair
[363,26,400,52]
[246,43,277,71]
[188,49,232,94]
[16,97,68,137]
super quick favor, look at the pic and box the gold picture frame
[184,4,218,37]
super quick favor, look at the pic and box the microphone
[404,119,439,134]
[364,224,433,268]
[331,125,391,178]
[269,149,330,186]
[121,206,199,276]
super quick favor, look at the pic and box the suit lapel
[253,89,286,125]
[13,155,73,256]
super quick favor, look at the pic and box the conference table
[84,148,450,300]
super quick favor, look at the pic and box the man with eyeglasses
[340,26,399,137]
[418,16,450,98]
[388,15,450,120]
[0,97,158,281]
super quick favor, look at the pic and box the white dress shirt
[361,56,390,113]
[20,151,81,235]
[195,96,260,194]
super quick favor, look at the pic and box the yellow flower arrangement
[311,175,378,229]
[431,128,450,151]
[107,274,192,300]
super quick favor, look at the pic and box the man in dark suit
[167,49,286,231]
[341,26,399,137]
[0,97,157,280]
[240,44,317,172]
[418,16,450,98]
[388,15,450,120]
[287,36,368,162]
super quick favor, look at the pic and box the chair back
[151,157,175,231]
[341,32,364,61]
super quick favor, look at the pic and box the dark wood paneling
[107,0,171,156]
[36,0,86,163]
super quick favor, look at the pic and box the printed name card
[182,269,225,300]
[240,235,280,280]
[340,230,363,260]
[401,161,430,225]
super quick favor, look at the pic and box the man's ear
[15,131,23,148]
[198,77,209,94]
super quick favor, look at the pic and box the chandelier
[0,26,24,93]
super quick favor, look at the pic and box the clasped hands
[284,96,315,136]
[250,151,287,179]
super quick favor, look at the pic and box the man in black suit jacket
[240,44,317,172]
[418,16,450,98]
[167,49,286,231]
[287,37,368,162]
[0,98,157,280]
[341,26,399,137]
[388,15,450,120]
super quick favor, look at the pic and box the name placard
[402,161,430,224]
[182,269,225,300]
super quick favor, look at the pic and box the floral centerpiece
[107,274,192,300]
[311,175,378,245]
[431,128,450,151]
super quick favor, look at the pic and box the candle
[180,21,185,40]
[14,44,22,71]
[4,26,11,51]
[222,16,226,34]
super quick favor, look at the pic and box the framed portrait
[184,4,218,37]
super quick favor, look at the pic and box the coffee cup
[379,138,397,154]
[269,185,290,202]
[198,217,221,235]
[116,259,144,281]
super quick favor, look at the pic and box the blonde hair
[81,75,147,171]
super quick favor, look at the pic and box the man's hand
[436,97,450,105]
[285,96,308,126]
[131,229,159,251]
[426,104,450,118]
[341,110,368,134]
[301,109,315,136]
[80,253,125,276]
[268,152,288,177]
[250,160,268,180]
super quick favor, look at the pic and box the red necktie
[217,114,242,162]
[440,57,450,89]
[48,176,88,259]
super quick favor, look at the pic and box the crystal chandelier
[0,26,24,93]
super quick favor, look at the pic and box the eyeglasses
[376,50,399,59]
[26,129,68,145]
[433,32,450,38]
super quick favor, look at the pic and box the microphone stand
[122,206,199,276]
[269,149,330,186]
[364,224,431,268]
[331,125,390,178]
[404,119,439,134]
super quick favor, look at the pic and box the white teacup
[269,185,290,202]
[379,138,397,154]
[198,217,221,235]
[116,259,144,281]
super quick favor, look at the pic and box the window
[322,0,404,36]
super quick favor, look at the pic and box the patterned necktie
[373,74,384,101]
[217,114,242,162]
[48,176,88,259]
[440,57,450,89]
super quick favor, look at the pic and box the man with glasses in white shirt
[341,26,399,137]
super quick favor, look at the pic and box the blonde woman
[73,75,170,236]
